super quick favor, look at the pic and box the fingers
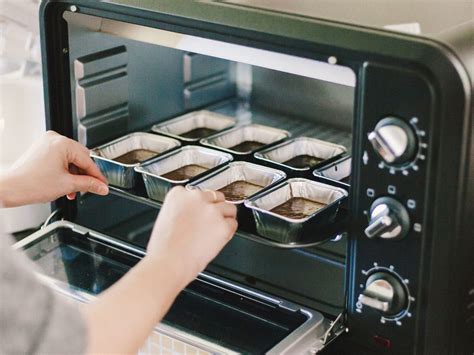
[216,201,237,218]
[203,189,225,203]
[66,139,108,184]
[69,175,109,196]
[66,192,77,200]
[224,217,238,239]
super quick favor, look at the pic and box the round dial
[368,117,417,165]
[358,272,407,316]
[365,197,410,240]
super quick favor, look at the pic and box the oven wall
[68,23,236,148]
[251,67,354,131]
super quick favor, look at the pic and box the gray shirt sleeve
[0,233,87,355]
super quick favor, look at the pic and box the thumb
[69,175,109,196]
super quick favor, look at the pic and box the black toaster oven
[16,0,473,354]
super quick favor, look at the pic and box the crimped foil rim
[90,132,181,167]
[245,178,348,223]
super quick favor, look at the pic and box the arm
[1,131,237,353]
[83,187,237,354]
[0,131,108,207]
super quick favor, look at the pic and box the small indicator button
[407,199,416,209]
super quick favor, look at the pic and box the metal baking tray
[151,110,236,142]
[91,132,180,188]
[200,123,290,156]
[313,155,351,184]
[187,162,286,204]
[254,137,347,172]
[244,178,348,244]
[135,146,233,202]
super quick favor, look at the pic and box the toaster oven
[15,0,473,354]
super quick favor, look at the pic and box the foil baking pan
[91,132,181,188]
[245,178,348,244]
[187,162,286,204]
[135,146,233,202]
[254,137,347,171]
[313,155,351,184]
[151,110,236,142]
[200,124,290,156]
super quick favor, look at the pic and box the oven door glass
[17,221,328,354]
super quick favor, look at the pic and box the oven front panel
[39,1,472,354]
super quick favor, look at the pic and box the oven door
[14,220,342,354]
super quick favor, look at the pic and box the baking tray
[313,155,351,185]
[187,162,286,229]
[135,146,233,202]
[245,178,348,244]
[91,132,181,188]
[200,123,290,156]
[151,110,236,142]
[254,137,347,172]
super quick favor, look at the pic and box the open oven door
[14,220,347,354]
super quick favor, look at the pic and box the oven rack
[100,100,351,248]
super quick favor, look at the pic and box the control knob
[365,197,410,240]
[358,272,407,316]
[368,117,417,165]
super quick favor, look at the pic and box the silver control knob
[358,272,407,316]
[368,117,416,165]
[365,197,410,240]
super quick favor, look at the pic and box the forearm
[82,255,187,354]
[0,173,24,208]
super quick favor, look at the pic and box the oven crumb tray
[14,221,335,354]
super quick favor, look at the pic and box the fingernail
[99,185,109,195]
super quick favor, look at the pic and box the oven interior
[63,13,356,317]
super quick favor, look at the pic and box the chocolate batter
[180,127,217,139]
[218,180,263,201]
[161,164,208,181]
[271,197,326,219]
[114,149,158,164]
[283,155,324,169]
[228,141,265,153]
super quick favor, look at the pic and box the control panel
[349,63,432,353]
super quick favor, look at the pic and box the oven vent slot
[74,46,129,147]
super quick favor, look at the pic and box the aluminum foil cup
[313,155,351,183]
[245,178,348,244]
[135,146,233,202]
[200,123,290,156]
[187,162,286,204]
[91,132,181,188]
[254,137,347,171]
[151,110,236,142]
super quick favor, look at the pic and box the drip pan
[245,178,348,244]
[91,132,180,188]
[135,146,233,202]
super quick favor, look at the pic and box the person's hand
[145,186,238,288]
[0,131,109,207]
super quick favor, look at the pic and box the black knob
[358,272,407,316]
[368,117,417,165]
[365,197,410,240]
